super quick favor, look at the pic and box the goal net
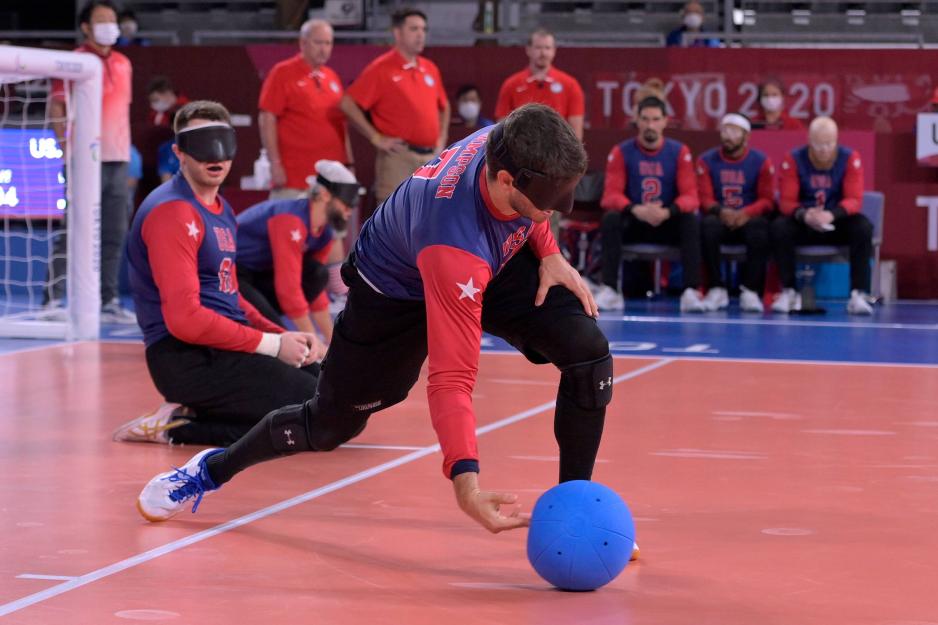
[0,45,101,340]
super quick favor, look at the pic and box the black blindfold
[317,174,365,208]
[176,125,237,163]
[488,123,577,214]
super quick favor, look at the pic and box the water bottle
[254,149,271,190]
[482,0,495,33]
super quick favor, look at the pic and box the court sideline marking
[0,358,674,617]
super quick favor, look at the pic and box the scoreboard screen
[0,128,67,219]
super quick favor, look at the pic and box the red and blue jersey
[779,145,863,217]
[236,198,335,317]
[601,137,699,214]
[127,174,282,350]
[353,126,559,479]
[696,147,775,216]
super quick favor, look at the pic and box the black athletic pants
[701,214,770,293]
[145,335,320,446]
[601,210,703,290]
[207,245,612,486]
[237,256,330,325]
[769,213,873,291]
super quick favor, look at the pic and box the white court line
[479,348,938,369]
[16,575,77,581]
[340,443,424,451]
[0,358,673,617]
[600,314,938,331]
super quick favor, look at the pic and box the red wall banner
[123,45,938,297]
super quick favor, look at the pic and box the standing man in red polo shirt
[341,7,450,203]
[48,0,134,323]
[494,28,585,140]
[259,19,353,200]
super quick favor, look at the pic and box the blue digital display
[0,128,67,219]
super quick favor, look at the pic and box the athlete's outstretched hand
[453,472,530,533]
[536,253,598,317]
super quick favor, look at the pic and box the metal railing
[684,29,926,47]
[0,30,182,45]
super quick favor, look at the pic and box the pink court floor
[1,340,937,624]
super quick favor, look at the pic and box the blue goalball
[526,480,635,591]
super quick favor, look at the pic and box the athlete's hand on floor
[453,472,530,533]
[278,332,316,368]
[536,253,598,317]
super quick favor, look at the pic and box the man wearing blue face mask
[47,0,136,323]
[666,1,721,48]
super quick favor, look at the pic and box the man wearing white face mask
[666,1,720,48]
[751,79,805,131]
[48,0,135,324]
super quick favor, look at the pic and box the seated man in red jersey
[112,101,326,447]
[697,113,775,313]
[236,160,363,344]
[596,96,706,313]
[770,116,874,315]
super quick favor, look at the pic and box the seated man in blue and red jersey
[235,160,362,344]
[135,104,635,554]
[697,113,775,313]
[770,116,873,315]
[112,100,326,447]
[596,96,706,312]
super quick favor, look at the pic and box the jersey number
[218,257,235,294]
[412,147,459,180]
[814,190,827,208]
[722,184,743,209]
[641,178,661,204]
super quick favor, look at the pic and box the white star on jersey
[290,229,302,242]
[457,277,481,301]
[186,220,200,239]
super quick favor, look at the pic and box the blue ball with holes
[526,480,635,591]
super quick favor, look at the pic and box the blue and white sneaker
[136,448,223,522]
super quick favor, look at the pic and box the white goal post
[0,45,101,340]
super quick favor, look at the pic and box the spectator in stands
[47,0,135,324]
[771,116,873,315]
[259,19,353,201]
[146,76,188,128]
[341,8,450,203]
[114,100,326,446]
[751,78,804,130]
[494,28,584,140]
[452,84,494,131]
[666,1,720,48]
[596,96,705,312]
[697,113,775,313]
[235,160,362,344]
[116,9,148,46]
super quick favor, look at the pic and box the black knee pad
[268,403,314,453]
[303,392,372,452]
[559,353,614,411]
